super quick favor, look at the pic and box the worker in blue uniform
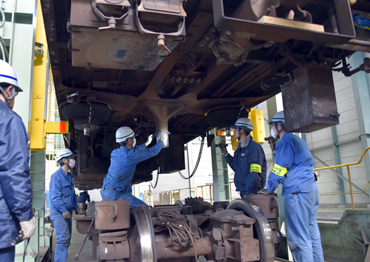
[100,126,166,207]
[220,118,267,198]
[0,60,36,261]
[266,111,324,262]
[77,191,90,203]
[49,148,78,262]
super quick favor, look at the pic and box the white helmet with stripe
[268,111,285,125]
[231,117,253,131]
[116,126,137,143]
[55,148,76,162]
[0,60,23,99]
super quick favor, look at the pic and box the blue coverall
[49,167,78,262]
[0,101,33,261]
[101,141,163,207]
[267,132,324,262]
[225,137,267,197]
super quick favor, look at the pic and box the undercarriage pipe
[155,236,213,260]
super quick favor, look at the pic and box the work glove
[74,208,79,215]
[219,144,228,156]
[145,134,153,146]
[63,210,72,220]
[157,129,168,142]
[20,217,36,240]
[266,136,277,153]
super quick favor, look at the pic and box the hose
[150,169,160,188]
[0,7,5,29]
[178,136,205,180]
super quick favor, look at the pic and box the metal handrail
[313,146,370,210]
[314,147,370,171]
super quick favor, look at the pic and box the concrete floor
[51,218,95,262]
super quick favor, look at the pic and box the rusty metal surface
[99,231,130,260]
[213,0,355,44]
[95,199,130,230]
[74,197,283,261]
[227,200,275,262]
[243,193,279,220]
[155,235,213,260]
[281,66,339,133]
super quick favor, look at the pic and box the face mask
[132,137,136,148]
[68,158,76,169]
[270,127,277,139]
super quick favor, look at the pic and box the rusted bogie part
[227,200,275,262]
[155,234,213,260]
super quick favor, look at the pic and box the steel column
[349,52,370,198]
[211,129,230,201]
[331,126,346,205]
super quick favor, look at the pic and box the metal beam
[331,126,346,205]
[211,129,230,201]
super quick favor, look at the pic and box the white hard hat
[55,148,76,162]
[268,111,285,125]
[231,117,253,131]
[116,126,137,143]
[0,60,23,92]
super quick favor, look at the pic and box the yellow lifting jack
[28,0,69,150]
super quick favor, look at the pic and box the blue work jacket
[267,132,315,195]
[225,138,267,192]
[0,101,33,249]
[103,141,164,192]
[49,167,78,214]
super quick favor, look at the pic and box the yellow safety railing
[313,146,370,210]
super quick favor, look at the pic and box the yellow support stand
[29,0,69,150]
[248,108,265,144]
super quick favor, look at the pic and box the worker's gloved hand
[219,144,228,156]
[157,129,168,142]
[74,208,79,215]
[266,137,277,153]
[63,210,72,220]
[145,134,153,146]
[20,217,36,240]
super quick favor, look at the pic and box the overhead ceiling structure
[41,0,370,189]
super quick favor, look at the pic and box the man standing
[0,60,36,261]
[220,118,267,198]
[101,126,166,207]
[267,111,324,262]
[50,148,78,262]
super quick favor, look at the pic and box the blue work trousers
[240,173,261,197]
[100,188,146,207]
[0,246,15,262]
[50,210,72,262]
[285,183,324,262]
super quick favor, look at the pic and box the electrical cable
[150,168,160,188]
[0,7,5,29]
[178,136,205,180]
